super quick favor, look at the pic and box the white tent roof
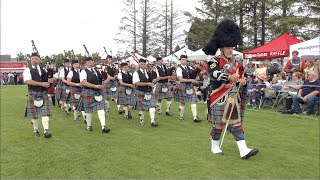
[188,49,243,61]
[125,53,145,65]
[163,47,195,63]
[289,37,320,58]
[146,55,156,62]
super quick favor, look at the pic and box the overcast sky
[1,0,199,58]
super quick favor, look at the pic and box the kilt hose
[68,86,82,107]
[76,88,105,113]
[103,80,119,100]
[26,90,52,119]
[117,86,134,105]
[154,82,173,100]
[132,90,156,111]
[175,82,198,104]
[208,86,247,126]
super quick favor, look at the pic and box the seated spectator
[245,61,255,77]
[249,75,267,108]
[315,58,320,78]
[292,70,320,115]
[254,62,267,78]
[281,72,304,114]
[277,72,287,85]
[246,75,257,105]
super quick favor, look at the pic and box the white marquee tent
[163,47,195,63]
[289,37,320,58]
[188,48,243,61]
[146,55,156,62]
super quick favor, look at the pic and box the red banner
[0,62,27,69]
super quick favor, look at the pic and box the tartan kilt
[117,86,134,105]
[56,83,68,101]
[175,83,198,103]
[132,90,156,111]
[103,80,119,100]
[154,82,173,100]
[55,83,62,99]
[68,86,82,106]
[26,90,52,119]
[173,87,180,102]
[208,87,247,126]
[76,88,105,113]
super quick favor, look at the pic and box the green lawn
[1,85,319,179]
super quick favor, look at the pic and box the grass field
[1,85,319,179]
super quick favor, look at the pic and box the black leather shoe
[87,126,93,132]
[125,115,129,120]
[151,122,158,127]
[118,110,125,114]
[194,116,202,123]
[44,130,52,138]
[165,111,172,116]
[242,148,259,159]
[34,130,40,137]
[128,111,132,119]
[102,126,110,133]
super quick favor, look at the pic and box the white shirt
[53,72,59,79]
[132,69,149,84]
[23,65,42,82]
[59,67,71,78]
[80,68,98,82]
[67,69,81,79]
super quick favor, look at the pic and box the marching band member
[132,58,158,127]
[77,57,111,133]
[23,52,53,138]
[203,19,258,159]
[58,58,71,114]
[175,55,201,123]
[117,62,135,120]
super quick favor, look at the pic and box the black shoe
[44,130,52,138]
[180,117,184,121]
[128,111,132,119]
[282,109,294,114]
[165,111,172,116]
[34,130,40,137]
[151,122,158,127]
[68,108,72,112]
[118,110,125,114]
[102,126,111,133]
[306,111,315,115]
[125,115,129,120]
[87,126,93,132]
[194,116,202,123]
[242,148,259,159]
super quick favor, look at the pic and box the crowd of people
[245,51,320,115]
[0,72,24,85]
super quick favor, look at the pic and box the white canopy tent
[188,48,243,61]
[163,47,195,63]
[125,53,145,65]
[289,37,320,59]
[146,55,156,62]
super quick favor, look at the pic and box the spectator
[292,70,320,115]
[249,75,267,108]
[18,73,24,84]
[284,50,306,80]
[266,59,282,81]
[277,72,287,85]
[245,61,255,77]
[0,73,3,85]
[315,58,320,78]
[304,60,316,79]
[13,72,18,85]
[246,75,257,106]
[254,62,267,78]
[3,72,8,85]
[281,72,304,114]
[8,72,14,85]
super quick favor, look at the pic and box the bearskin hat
[203,19,241,55]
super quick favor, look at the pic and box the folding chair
[260,87,278,108]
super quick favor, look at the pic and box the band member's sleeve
[59,69,65,78]
[132,71,140,84]
[118,72,123,80]
[67,71,73,79]
[208,60,229,82]
[53,72,59,79]
[23,68,31,82]
[80,69,87,82]
[176,67,183,77]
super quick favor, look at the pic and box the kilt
[175,83,198,103]
[68,86,82,106]
[208,87,247,126]
[133,90,156,111]
[117,86,134,105]
[26,90,52,119]
[154,82,173,100]
[76,88,105,113]
[173,87,180,102]
[56,83,69,101]
[103,80,119,100]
